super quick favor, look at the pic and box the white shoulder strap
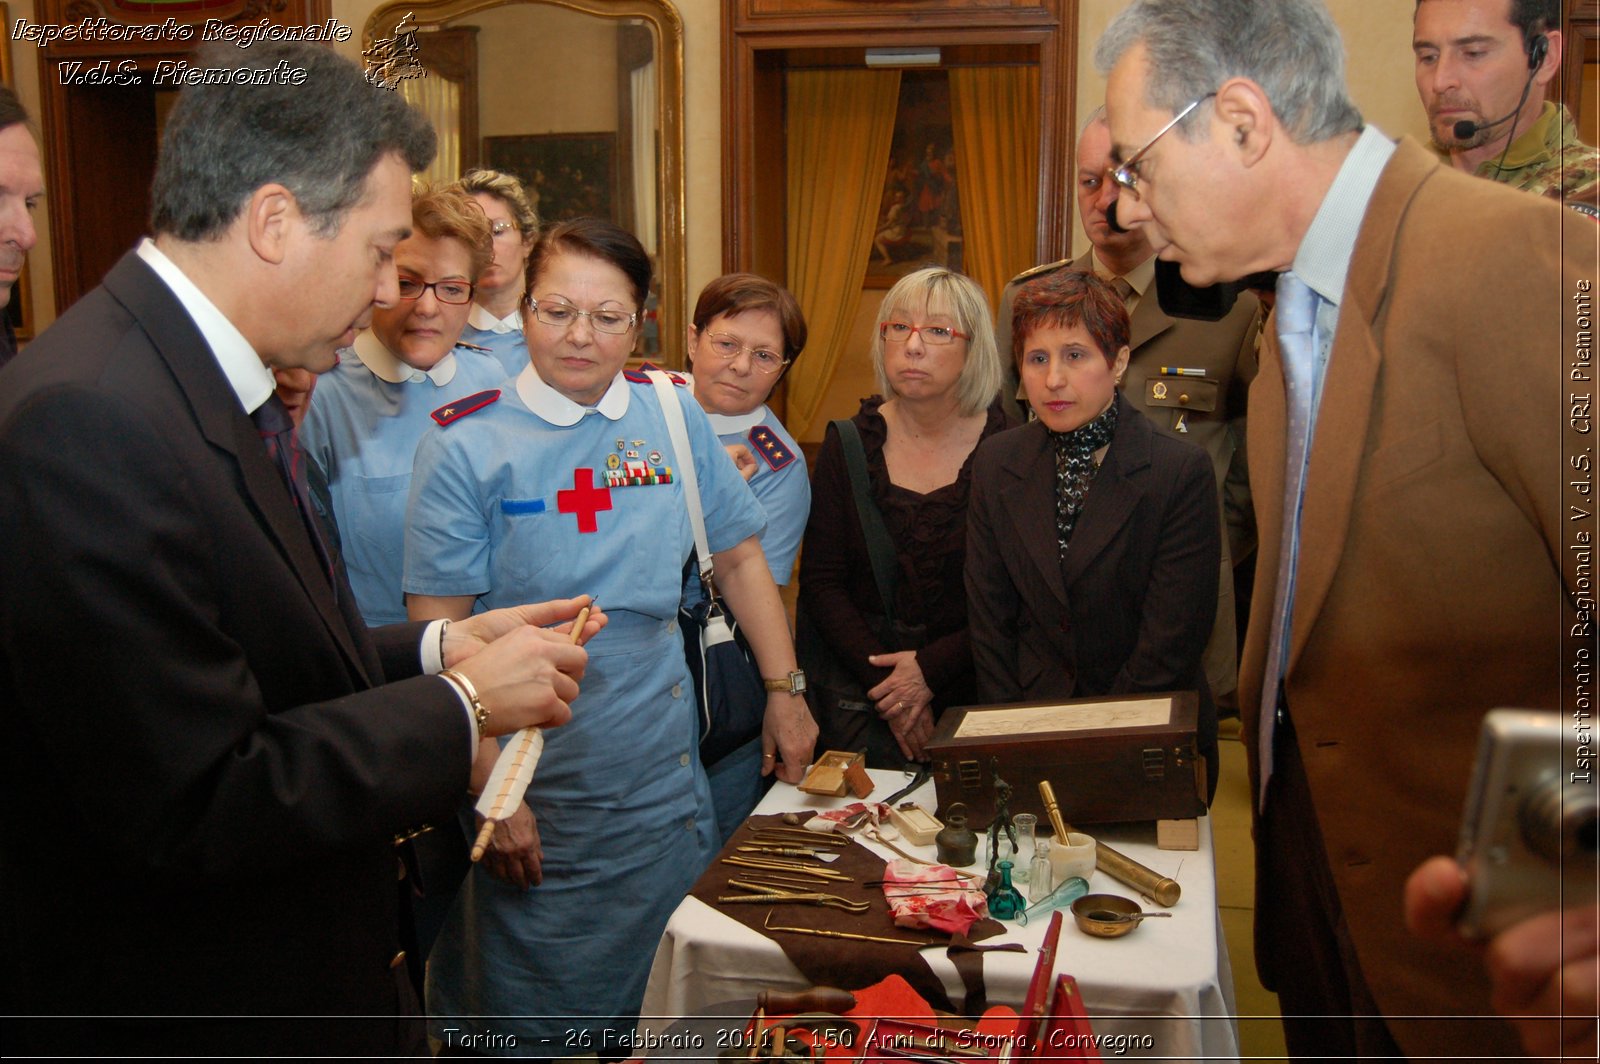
[646,370,712,583]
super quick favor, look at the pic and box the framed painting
[865,70,964,287]
[484,132,619,228]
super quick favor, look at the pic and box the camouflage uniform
[1450,101,1600,218]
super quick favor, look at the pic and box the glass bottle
[1011,813,1038,883]
[987,859,1026,921]
[1029,837,1053,900]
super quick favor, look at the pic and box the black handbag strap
[831,417,899,627]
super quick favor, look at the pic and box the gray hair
[151,42,435,241]
[1094,0,1361,145]
[1079,104,1108,140]
[871,267,1002,418]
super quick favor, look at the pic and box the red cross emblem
[556,468,612,533]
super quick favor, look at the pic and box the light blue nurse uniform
[406,364,765,1056]
[298,333,507,625]
[463,304,531,377]
[698,398,811,842]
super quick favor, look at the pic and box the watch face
[791,670,807,694]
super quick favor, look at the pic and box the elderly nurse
[299,184,505,626]
[683,272,810,840]
[405,218,817,1056]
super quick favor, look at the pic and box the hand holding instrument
[471,604,590,861]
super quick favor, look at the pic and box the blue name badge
[500,498,548,515]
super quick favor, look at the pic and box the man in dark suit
[0,42,598,1055]
[996,111,1258,711]
[0,85,43,370]
[1097,0,1595,1057]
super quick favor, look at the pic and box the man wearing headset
[1413,0,1599,212]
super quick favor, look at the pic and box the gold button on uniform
[390,950,407,969]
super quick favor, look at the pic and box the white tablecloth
[640,768,1240,1061]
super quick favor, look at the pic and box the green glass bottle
[986,859,1026,921]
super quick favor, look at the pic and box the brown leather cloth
[689,815,1020,1013]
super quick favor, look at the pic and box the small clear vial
[1011,813,1038,883]
[1029,837,1053,900]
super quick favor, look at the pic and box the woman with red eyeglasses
[797,266,1014,766]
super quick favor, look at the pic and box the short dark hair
[1414,0,1559,50]
[0,86,29,132]
[691,273,808,365]
[1010,269,1129,368]
[150,42,435,241]
[525,217,651,313]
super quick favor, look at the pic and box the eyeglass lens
[398,277,474,304]
[531,299,636,335]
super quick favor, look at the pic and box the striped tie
[252,394,337,597]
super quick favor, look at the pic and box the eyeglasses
[397,276,475,305]
[879,321,969,346]
[490,220,519,237]
[529,298,637,335]
[1108,92,1217,198]
[703,333,789,374]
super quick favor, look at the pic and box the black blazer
[0,252,470,1053]
[965,394,1221,800]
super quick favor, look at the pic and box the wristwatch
[763,669,807,695]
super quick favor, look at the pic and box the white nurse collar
[468,304,522,335]
[353,330,460,387]
[516,363,631,426]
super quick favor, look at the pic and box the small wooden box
[798,749,873,797]
[887,803,943,846]
[926,692,1205,827]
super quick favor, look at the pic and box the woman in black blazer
[965,269,1220,802]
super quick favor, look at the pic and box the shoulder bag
[648,371,767,767]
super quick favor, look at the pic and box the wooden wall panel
[35,0,333,309]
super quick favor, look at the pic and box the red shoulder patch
[625,367,687,386]
[431,389,501,427]
[748,425,796,471]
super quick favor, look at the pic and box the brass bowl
[1071,893,1144,938]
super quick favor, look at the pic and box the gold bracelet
[440,668,489,740]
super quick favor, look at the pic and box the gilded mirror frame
[365,0,687,365]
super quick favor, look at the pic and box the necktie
[1111,276,1135,305]
[251,394,337,596]
[1257,272,1320,809]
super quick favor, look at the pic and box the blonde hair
[458,168,540,235]
[871,267,1001,417]
[413,184,494,281]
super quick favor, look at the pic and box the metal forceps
[718,878,871,913]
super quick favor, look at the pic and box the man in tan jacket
[1098,0,1595,1058]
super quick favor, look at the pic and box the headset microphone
[1453,110,1518,141]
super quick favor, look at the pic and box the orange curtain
[948,66,1041,315]
[784,68,901,442]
